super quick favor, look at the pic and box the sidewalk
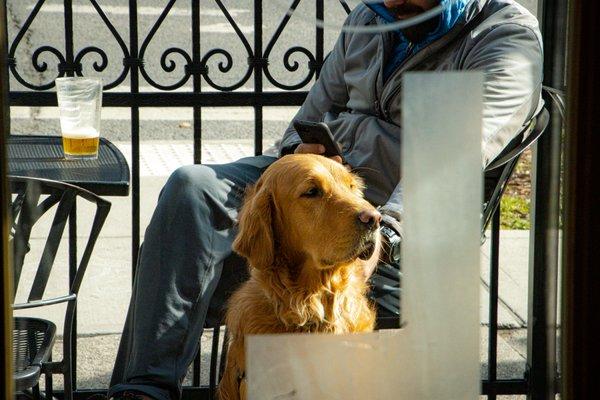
[12,140,533,392]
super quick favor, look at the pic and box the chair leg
[62,338,74,400]
[63,364,73,400]
[209,327,221,400]
[45,355,53,400]
[193,342,201,387]
[32,384,41,400]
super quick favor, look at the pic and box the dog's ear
[233,183,274,269]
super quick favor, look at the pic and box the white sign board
[247,72,483,399]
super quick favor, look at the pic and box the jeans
[108,156,277,400]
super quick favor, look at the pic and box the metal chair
[482,107,550,233]
[483,84,565,233]
[205,103,553,393]
[374,105,551,330]
[9,176,111,400]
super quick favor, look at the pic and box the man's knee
[161,165,222,202]
[168,165,218,191]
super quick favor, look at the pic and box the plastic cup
[55,77,102,160]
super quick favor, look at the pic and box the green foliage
[500,195,530,230]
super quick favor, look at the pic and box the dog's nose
[357,209,381,231]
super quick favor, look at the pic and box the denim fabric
[108,156,277,400]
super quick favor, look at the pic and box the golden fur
[218,154,381,400]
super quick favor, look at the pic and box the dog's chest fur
[227,266,374,336]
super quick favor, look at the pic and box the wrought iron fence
[4,0,563,399]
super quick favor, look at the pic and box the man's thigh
[193,155,277,211]
[196,155,277,326]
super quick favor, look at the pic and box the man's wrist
[380,212,403,238]
[380,224,401,263]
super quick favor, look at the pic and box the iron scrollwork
[138,0,254,92]
[7,0,352,93]
[9,0,61,90]
[8,0,130,91]
[262,0,318,90]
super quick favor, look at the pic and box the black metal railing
[4,1,564,399]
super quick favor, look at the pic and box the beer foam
[62,127,99,139]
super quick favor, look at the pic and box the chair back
[8,176,110,400]
[9,176,111,311]
[482,107,550,233]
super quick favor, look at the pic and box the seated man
[109,0,542,399]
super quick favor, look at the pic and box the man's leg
[108,155,276,400]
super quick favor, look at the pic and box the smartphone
[293,120,343,158]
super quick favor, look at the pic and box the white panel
[246,72,483,400]
[247,332,403,399]
[401,71,483,399]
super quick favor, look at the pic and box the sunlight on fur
[218,154,381,400]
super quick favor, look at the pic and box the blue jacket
[364,0,469,80]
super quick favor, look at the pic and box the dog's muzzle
[358,238,377,261]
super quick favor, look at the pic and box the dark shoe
[86,395,107,400]
[111,391,156,400]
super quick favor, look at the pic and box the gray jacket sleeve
[465,22,544,165]
[382,21,543,220]
[278,19,350,156]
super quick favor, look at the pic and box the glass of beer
[56,77,102,160]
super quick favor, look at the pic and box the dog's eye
[301,187,322,198]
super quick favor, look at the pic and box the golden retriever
[218,154,381,400]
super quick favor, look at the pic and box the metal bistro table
[7,134,130,394]
[7,135,130,196]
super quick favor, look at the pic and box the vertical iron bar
[527,0,567,398]
[218,328,229,381]
[254,0,263,155]
[68,204,77,395]
[192,342,201,387]
[130,0,141,274]
[0,0,13,397]
[191,1,202,385]
[526,114,560,400]
[63,0,74,76]
[1,0,9,134]
[65,0,77,390]
[487,208,500,400]
[192,0,202,164]
[316,0,324,77]
[208,327,221,400]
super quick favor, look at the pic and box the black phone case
[293,120,343,158]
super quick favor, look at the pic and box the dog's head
[233,154,381,274]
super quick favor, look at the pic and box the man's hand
[379,214,403,265]
[294,143,343,164]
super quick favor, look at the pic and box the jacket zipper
[382,38,450,120]
[381,41,414,122]
[374,30,393,119]
[405,42,415,58]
